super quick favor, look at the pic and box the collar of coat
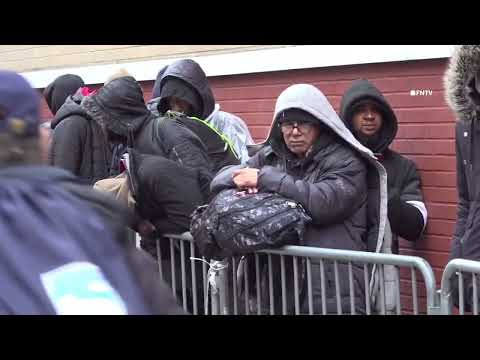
[444,45,480,122]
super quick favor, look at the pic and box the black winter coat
[445,46,480,263]
[82,76,213,198]
[340,79,426,253]
[49,91,111,185]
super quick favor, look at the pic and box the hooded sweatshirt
[44,74,85,115]
[147,59,254,162]
[82,76,213,197]
[210,84,388,314]
[340,79,427,250]
[48,88,110,185]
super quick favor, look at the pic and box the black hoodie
[153,59,215,119]
[82,76,213,198]
[340,79,426,249]
[44,74,85,116]
[48,90,111,185]
[340,79,398,154]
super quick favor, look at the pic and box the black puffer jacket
[48,90,111,185]
[128,149,205,234]
[82,76,213,197]
[147,59,254,163]
[340,79,427,253]
[210,84,380,314]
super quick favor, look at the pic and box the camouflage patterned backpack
[190,189,312,260]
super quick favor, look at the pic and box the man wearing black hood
[82,71,212,236]
[340,79,427,254]
[45,74,111,185]
[147,59,254,164]
[83,70,213,313]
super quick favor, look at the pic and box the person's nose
[364,109,375,120]
[291,125,301,136]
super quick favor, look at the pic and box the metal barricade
[440,259,480,315]
[154,234,440,315]
[217,246,440,315]
[134,230,480,315]
[156,233,228,315]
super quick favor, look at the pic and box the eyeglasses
[279,121,315,134]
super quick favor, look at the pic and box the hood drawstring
[126,123,136,149]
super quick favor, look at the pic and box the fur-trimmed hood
[444,45,480,122]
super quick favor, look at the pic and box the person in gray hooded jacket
[210,84,388,314]
[147,59,254,163]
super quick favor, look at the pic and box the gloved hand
[387,188,424,242]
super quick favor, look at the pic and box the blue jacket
[0,166,183,315]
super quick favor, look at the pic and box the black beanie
[277,108,319,124]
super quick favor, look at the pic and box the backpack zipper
[218,201,305,246]
[215,193,279,223]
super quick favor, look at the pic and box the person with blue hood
[147,59,254,164]
[210,84,388,314]
[0,70,184,315]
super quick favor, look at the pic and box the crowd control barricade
[157,233,440,315]
[219,246,439,315]
[156,233,229,315]
[440,259,480,315]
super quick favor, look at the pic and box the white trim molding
[22,45,456,89]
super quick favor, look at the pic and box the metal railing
[155,232,228,315]
[221,246,439,315]
[155,233,442,315]
[440,259,480,315]
[129,231,480,315]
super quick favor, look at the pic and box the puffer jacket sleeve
[451,125,470,259]
[387,159,427,242]
[257,149,367,226]
[155,119,214,198]
[48,116,88,176]
[209,146,268,194]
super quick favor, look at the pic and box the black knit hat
[277,108,319,124]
